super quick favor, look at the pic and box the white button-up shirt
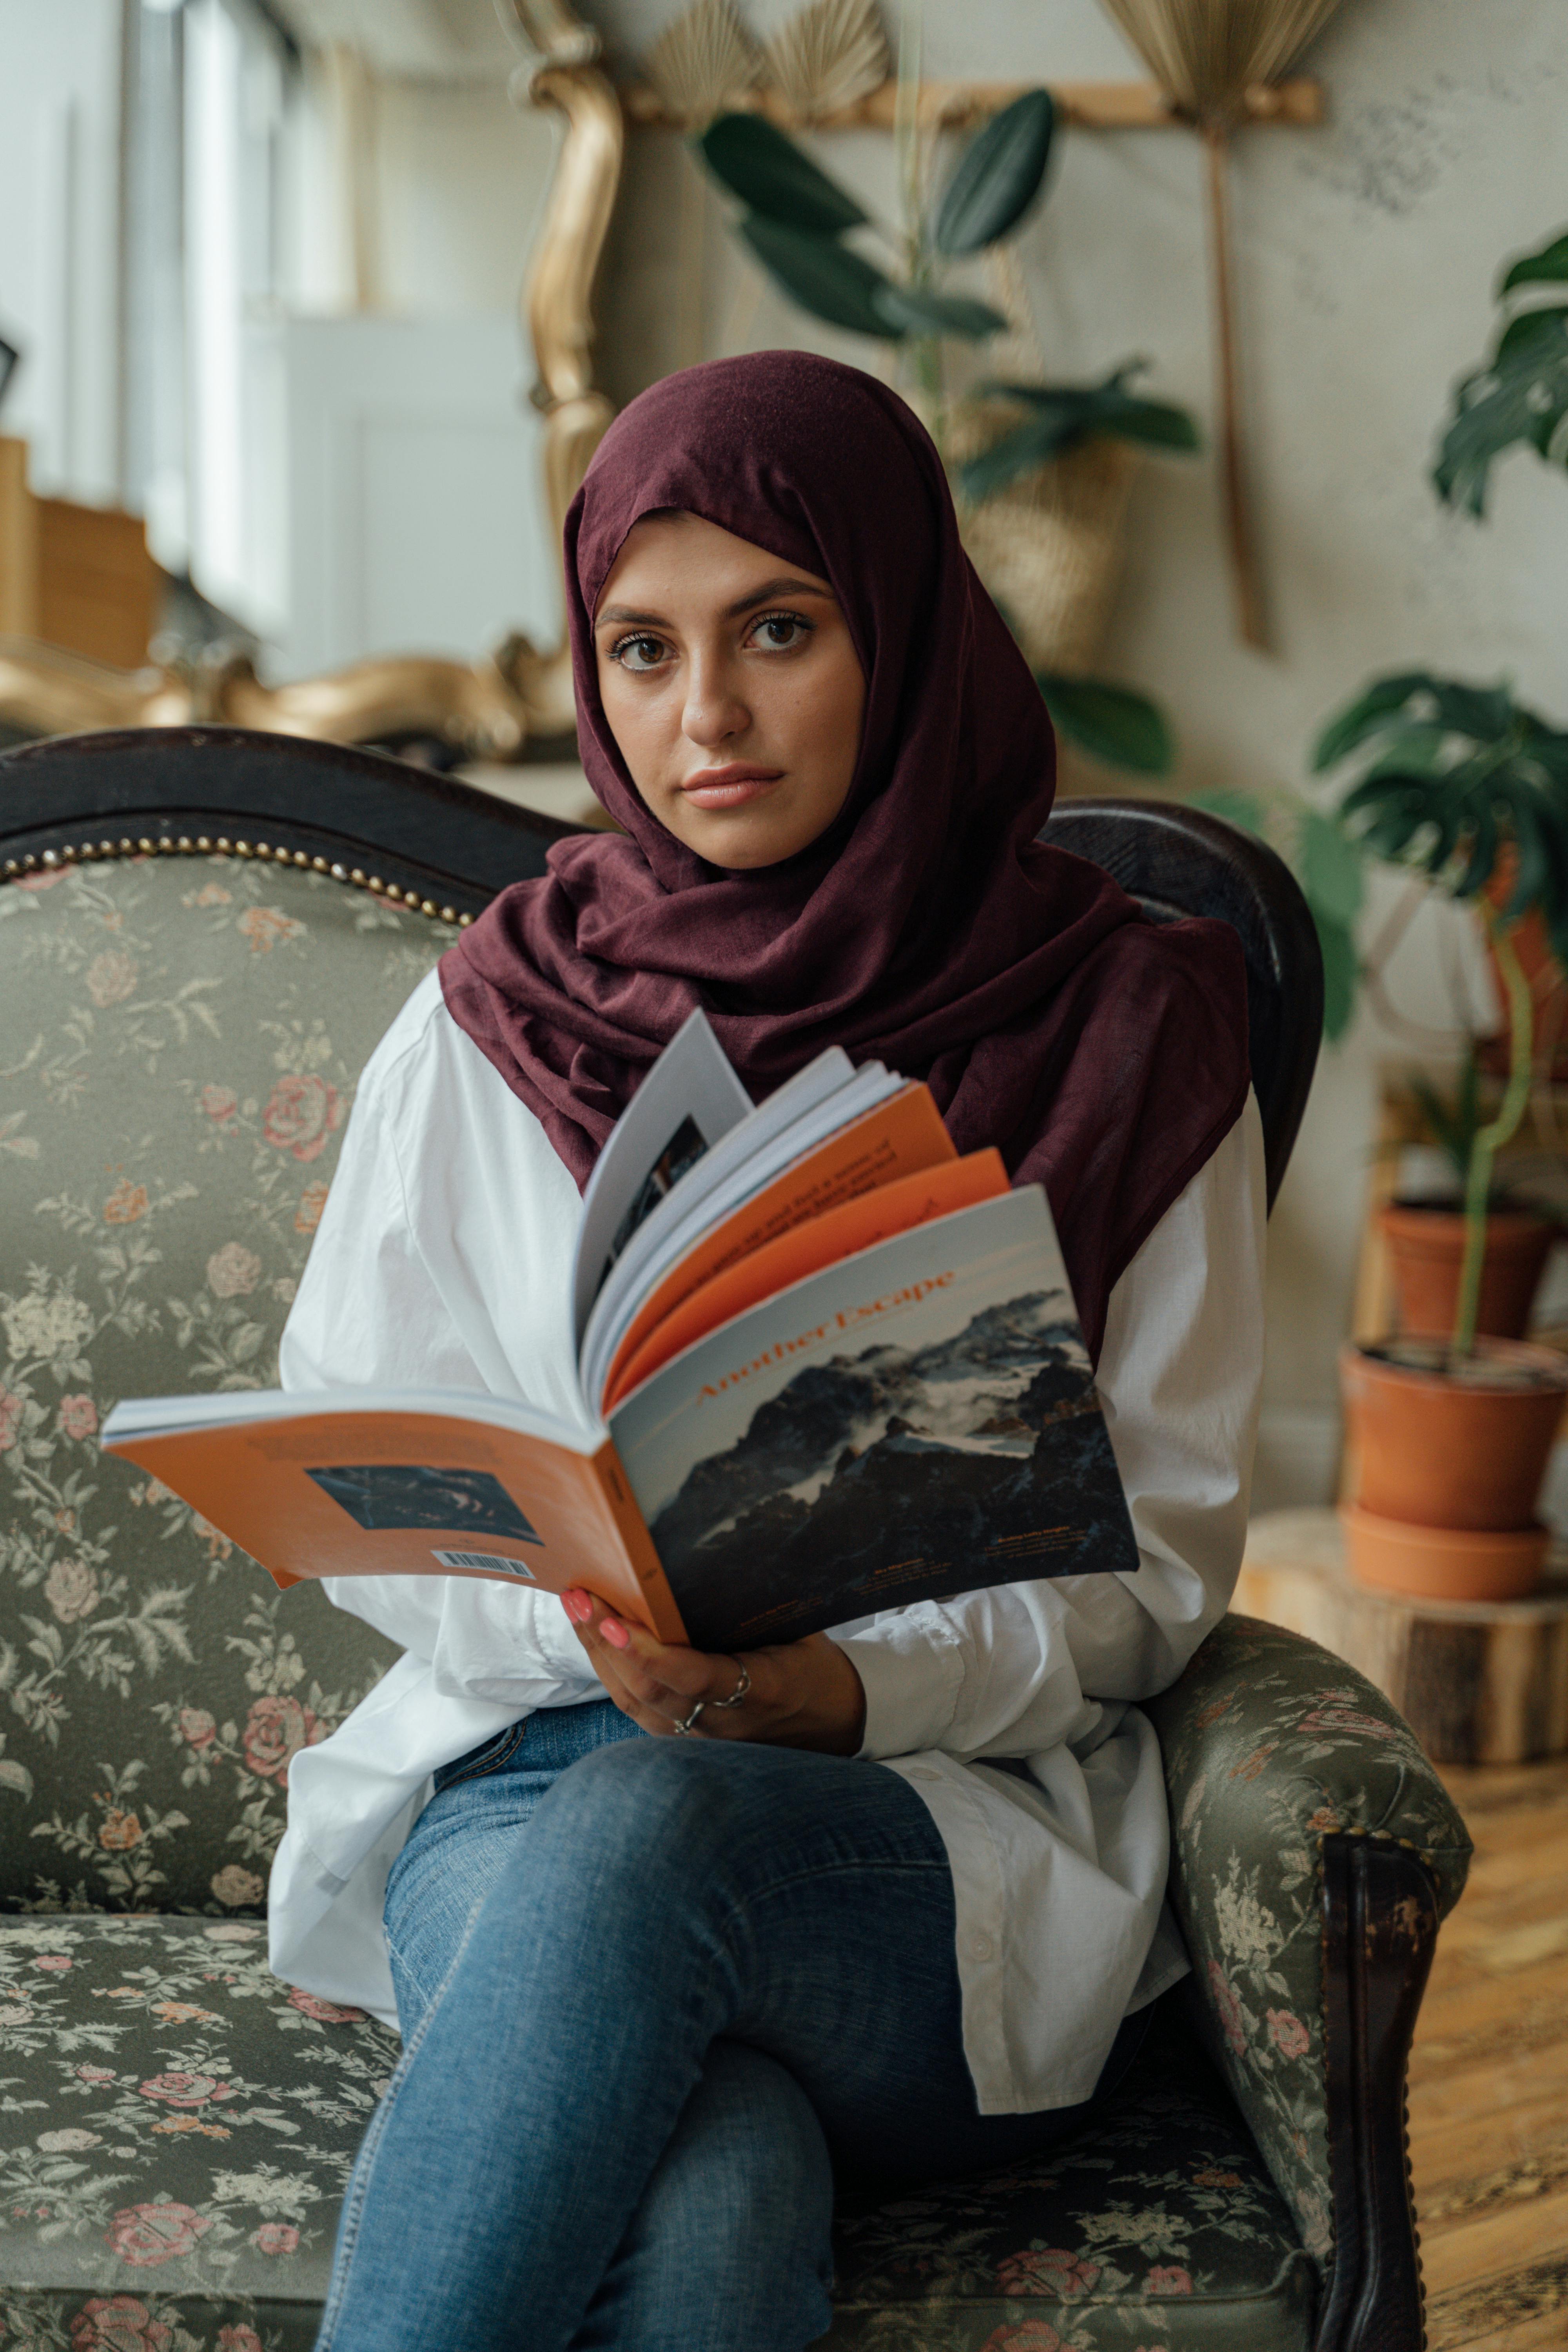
[269,969,1265,2114]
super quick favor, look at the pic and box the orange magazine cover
[105,1405,689,1643]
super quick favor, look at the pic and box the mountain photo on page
[608,1189,1133,1651]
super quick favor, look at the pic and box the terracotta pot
[1379,1201,1556,1340]
[1340,1338,1568,1533]
[1340,1503,1551,1603]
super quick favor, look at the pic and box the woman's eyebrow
[595,578,833,628]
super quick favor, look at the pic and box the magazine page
[602,1150,1009,1413]
[578,1057,902,1406]
[572,1009,754,1347]
[102,1391,688,1642]
[606,1187,1139,1652]
[590,1081,956,1413]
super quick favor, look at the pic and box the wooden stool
[1237,1507,1568,1763]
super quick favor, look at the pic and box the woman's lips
[679,764,785,809]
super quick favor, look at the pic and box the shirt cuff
[830,1608,965,1760]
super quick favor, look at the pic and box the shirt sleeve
[278,996,595,1707]
[831,1092,1267,1763]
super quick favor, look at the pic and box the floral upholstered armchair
[0,730,1470,2352]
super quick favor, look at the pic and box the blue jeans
[315,1699,1145,2352]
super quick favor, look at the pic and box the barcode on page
[431,1549,538,1580]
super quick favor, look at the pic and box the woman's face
[593,511,866,868]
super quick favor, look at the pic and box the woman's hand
[561,1589,866,1757]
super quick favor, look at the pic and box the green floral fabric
[0,854,446,1916]
[1143,1614,1472,2269]
[0,1910,398,2347]
[826,2007,1314,2352]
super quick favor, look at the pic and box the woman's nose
[681,656,749,748]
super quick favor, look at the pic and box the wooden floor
[1413,1753,1568,2350]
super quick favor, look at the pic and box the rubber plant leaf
[739,216,901,337]
[1500,229,1568,292]
[1035,674,1174,775]
[1311,673,1436,770]
[961,373,1198,500]
[871,284,1007,340]
[932,88,1055,257]
[698,113,867,234]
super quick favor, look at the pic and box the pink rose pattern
[58,1392,98,1438]
[262,1074,340,1163]
[105,2201,214,2265]
[70,2299,174,2352]
[241,1693,320,1782]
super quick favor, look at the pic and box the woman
[271,350,1265,2352]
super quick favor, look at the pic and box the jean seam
[315,1896,487,2350]
[433,1719,529,1795]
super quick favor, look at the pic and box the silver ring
[704,1661,751,1712]
[670,1700,705,1736]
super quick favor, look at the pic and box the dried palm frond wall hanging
[640,0,891,362]
[1096,0,1347,647]
[643,0,762,364]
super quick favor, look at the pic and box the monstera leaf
[1434,225,1568,514]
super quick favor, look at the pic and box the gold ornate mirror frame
[0,0,622,759]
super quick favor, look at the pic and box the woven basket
[945,399,1139,679]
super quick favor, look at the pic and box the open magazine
[102,1014,1140,1650]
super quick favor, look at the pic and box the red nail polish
[600,1617,630,1650]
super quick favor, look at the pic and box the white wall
[582,0,1568,1499]
[0,0,125,503]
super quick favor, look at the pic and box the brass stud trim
[2,831,469,924]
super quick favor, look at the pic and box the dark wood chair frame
[0,727,1435,2352]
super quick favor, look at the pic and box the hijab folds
[441,352,1249,1363]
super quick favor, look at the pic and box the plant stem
[1453,910,1535,1361]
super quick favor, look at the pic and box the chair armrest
[1143,1615,1471,2312]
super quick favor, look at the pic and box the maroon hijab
[441,352,1248,1361]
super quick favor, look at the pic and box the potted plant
[1316,672,1568,1601]
[695,96,1200,776]
[1379,1052,1557,1345]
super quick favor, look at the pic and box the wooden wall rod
[621,75,1324,135]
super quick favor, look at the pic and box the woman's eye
[750,613,809,652]
[613,635,669,673]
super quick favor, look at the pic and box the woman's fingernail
[600,1617,630,1650]
[563,1590,589,1623]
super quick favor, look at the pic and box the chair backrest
[0,732,1319,1920]
[1042,798,1323,1209]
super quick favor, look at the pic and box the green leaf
[1310,673,1434,770]
[1494,303,1568,367]
[932,89,1055,257]
[958,411,1081,499]
[698,113,866,234]
[1500,229,1568,292]
[871,284,1007,340]
[738,217,902,338]
[1189,788,1267,835]
[1037,674,1174,774]
[1313,909,1359,1043]
[1427,679,1521,741]
[1300,809,1365,929]
[1432,308,1568,514]
[960,370,1198,499]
